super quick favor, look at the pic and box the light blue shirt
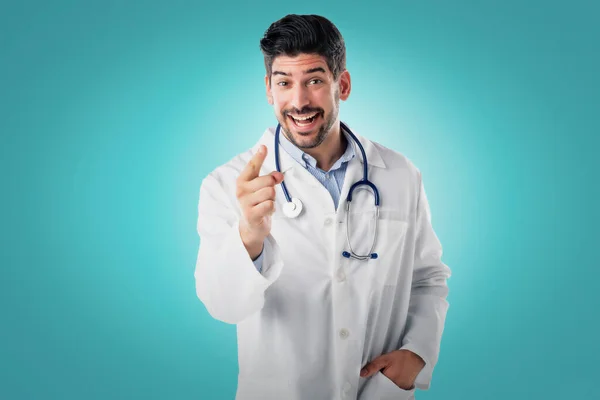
[252,129,356,272]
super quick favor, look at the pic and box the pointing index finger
[239,145,268,182]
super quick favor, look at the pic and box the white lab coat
[195,123,451,400]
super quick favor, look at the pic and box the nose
[290,85,310,111]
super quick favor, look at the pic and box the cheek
[274,101,284,114]
[272,97,288,113]
[314,90,333,108]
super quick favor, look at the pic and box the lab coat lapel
[338,150,363,214]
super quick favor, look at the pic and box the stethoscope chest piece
[283,197,303,218]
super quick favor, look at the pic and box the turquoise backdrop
[1,1,598,399]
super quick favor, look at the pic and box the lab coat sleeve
[399,171,451,390]
[194,174,284,324]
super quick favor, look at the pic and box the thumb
[360,354,390,378]
[270,171,284,184]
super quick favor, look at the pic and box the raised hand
[236,145,284,259]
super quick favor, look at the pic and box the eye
[277,81,288,86]
[308,79,322,85]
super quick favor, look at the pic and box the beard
[279,91,340,149]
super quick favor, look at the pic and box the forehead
[271,53,330,75]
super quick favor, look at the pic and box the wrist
[405,351,426,374]
[239,225,265,260]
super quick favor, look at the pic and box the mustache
[283,107,323,117]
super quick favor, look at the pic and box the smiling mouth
[287,112,320,128]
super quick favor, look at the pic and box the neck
[304,121,347,171]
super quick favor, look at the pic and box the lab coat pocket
[359,371,416,400]
[374,217,409,286]
[377,372,416,399]
[346,209,409,287]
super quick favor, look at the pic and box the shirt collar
[278,127,356,171]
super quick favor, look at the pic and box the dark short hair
[260,14,346,82]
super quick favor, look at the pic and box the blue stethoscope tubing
[274,121,380,260]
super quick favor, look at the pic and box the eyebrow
[272,67,327,77]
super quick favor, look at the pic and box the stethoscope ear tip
[342,251,351,258]
[370,253,378,259]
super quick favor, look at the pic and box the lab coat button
[339,328,350,339]
[336,269,346,282]
[342,382,351,395]
[324,218,332,226]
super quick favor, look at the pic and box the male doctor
[195,14,451,400]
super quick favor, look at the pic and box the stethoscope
[274,121,380,260]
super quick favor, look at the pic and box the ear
[265,75,273,105]
[338,70,351,101]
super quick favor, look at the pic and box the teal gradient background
[1,1,598,399]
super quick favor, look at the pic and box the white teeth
[291,113,318,121]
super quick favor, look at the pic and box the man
[195,14,451,400]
